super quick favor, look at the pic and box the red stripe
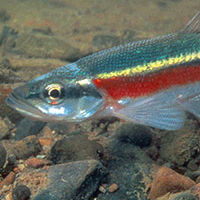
[92,64,200,100]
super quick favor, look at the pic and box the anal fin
[113,96,185,131]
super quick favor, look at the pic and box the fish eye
[43,84,65,104]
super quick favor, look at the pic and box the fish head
[6,63,104,122]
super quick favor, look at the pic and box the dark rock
[12,184,31,200]
[97,140,154,200]
[0,9,10,22]
[159,120,200,166]
[12,118,46,140]
[3,135,42,159]
[50,134,103,164]
[0,143,6,170]
[97,135,154,200]
[172,193,197,200]
[7,153,17,165]
[11,32,81,61]
[47,122,69,135]
[187,160,198,171]
[92,34,121,49]
[33,160,106,200]
[116,123,152,148]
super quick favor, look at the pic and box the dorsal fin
[180,11,200,34]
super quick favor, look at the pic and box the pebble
[12,118,46,140]
[99,185,107,193]
[97,141,153,200]
[17,164,25,171]
[50,134,103,164]
[33,160,105,200]
[0,172,15,190]
[196,176,200,183]
[159,120,200,166]
[38,138,52,146]
[25,157,49,168]
[116,123,152,147]
[5,135,42,159]
[108,183,119,193]
[12,184,31,200]
[187,160,198,171]
[0,143,6,170]
[149,166,195,200]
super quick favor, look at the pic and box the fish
[6,12,200,131]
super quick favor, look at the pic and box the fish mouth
[6,91,47,121]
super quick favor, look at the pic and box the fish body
[6,12,200,130]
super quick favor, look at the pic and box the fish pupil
[50,89,60,98]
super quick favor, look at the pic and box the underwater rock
[33,160,105,200]
[50,134,103,164]
[186,160,198,171]
[108,183,119,193]
[149,166,195,200]
[46,122,70,135]
[116,123,152,148]
[0,143,6,170]
[12,184,31,200]
[97,138,154,200]
[159,119,200,166]
[25,157,49,169]
[0,171,15,190]
[2,135,42,159]
[11,32,81,61]
[12,118,46,140]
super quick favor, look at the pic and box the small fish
[6,12,200,131]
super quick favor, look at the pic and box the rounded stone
[116,124,152,147]
[12,184,31,200]
[50,134,103,164]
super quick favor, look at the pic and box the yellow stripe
[97,52,200,79]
